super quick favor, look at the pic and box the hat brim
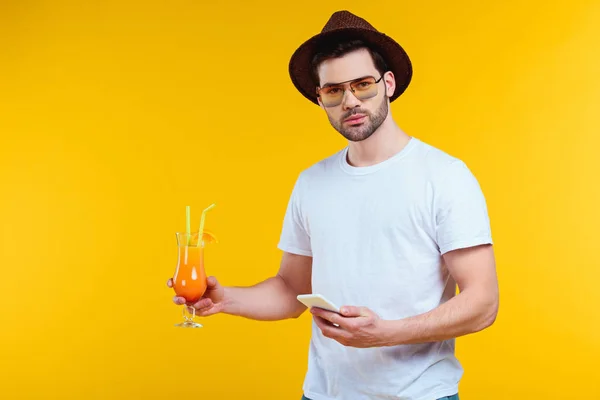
[288,28,413,105]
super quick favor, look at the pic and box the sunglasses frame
[316,74,386,107]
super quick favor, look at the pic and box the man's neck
[346,118,412,167]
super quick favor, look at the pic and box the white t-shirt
[277,137,493,400]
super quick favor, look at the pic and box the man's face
[316,48,394,142]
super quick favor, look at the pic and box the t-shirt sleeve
[435,160,493,255]
[277,173,312,257]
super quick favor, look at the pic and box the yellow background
[1,0,599,398]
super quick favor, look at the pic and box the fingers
[193,298,221,317]
[191,298,216,315]
[310,308,347,329]
[314,316,349,340]
[169,279,186,305]
[169,276,221,316]
[206,276,219,288]
[172,295,216,316]
[197,305,220,317]
[192,298,213,310]
[313,315,328,329]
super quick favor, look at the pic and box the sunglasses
[316,75,385,107]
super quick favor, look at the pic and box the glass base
[175,305,203,328]
[175,321,203,328]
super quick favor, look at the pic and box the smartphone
[297,294,341,313]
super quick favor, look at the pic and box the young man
[168,10,498,400]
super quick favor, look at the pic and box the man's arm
[221,251,313,321]
[380,243,499,345]
[310,244,498,348]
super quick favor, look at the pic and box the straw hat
[288,10,413,105]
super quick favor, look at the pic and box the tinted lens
[318,76,379,107]
[351,77,378,100]
[319,85,345,107]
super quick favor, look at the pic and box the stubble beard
[328,96,389,142]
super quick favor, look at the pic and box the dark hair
[310,38,389,86]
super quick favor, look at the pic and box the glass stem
[183,305,196,323]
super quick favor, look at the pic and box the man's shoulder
[412,139,485,198]
[412,138,470,179]
[415,138,463,167]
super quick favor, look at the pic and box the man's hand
[167,276,227,316]
[311,306,387,348]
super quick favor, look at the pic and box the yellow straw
[185,205,191,246]
[197,203,216,246]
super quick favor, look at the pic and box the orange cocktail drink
[173,233,209,303]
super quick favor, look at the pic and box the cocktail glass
[172,231,208,328]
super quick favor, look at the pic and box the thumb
[206,276,220,289]
[340,306,361,317]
